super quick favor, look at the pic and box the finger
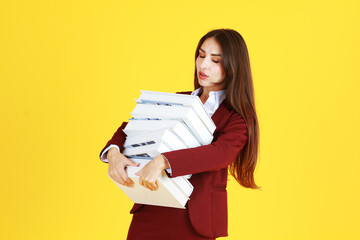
[118,168,133,187]
[143,181,154,191]
[108,171,123,184]
[125,177,134,187]
[124,158,140,167]
[138,175,143,186]
[139,178,152,190]
[109,167,131,187]
[153,180,159,191]
[110,174,126,186]
[144,180,157,191]
[151,180,159,191]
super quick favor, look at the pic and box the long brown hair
[194,29,260,189]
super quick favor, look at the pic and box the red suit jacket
[99,91,248,238]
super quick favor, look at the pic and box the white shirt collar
[191,87,227,117]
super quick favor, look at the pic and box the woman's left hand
[135,154,169,191]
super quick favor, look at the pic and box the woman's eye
[198,55,219,63]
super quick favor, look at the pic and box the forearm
[156,154,170,169]
[163,114,248,177]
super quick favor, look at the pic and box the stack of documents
[108,90,216,209]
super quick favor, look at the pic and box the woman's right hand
[107,147,139,187]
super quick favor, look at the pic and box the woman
[99,28,260,239]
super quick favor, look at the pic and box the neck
[199,86,225,104]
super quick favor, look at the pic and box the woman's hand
[107,147,139,187]
[135,154,169,191]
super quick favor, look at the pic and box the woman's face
[196,37,226,91]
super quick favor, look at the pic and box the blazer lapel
[211,101,232,136]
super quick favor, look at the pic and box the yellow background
[1,0,359,239]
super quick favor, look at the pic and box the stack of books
[108,90,216,209]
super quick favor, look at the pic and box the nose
[199,57,210,70]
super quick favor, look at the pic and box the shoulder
[222,99,249,122]
[221,100,248,131]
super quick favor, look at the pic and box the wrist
[155,154,169,170]
[108,147,120,162]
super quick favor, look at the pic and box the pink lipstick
[199,71,208,80]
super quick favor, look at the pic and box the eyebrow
[199,48,221,57]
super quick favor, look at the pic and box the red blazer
[99,91,248,238]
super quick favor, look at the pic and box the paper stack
[108,90,216,209]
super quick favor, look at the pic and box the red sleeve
[162,112,248,177]
[99,121,128,162]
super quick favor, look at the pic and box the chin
[198,79,212,87]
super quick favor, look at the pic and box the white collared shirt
[100,88,227,174]
[191,87,227,117]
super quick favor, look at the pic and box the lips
[199,71,208,79]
